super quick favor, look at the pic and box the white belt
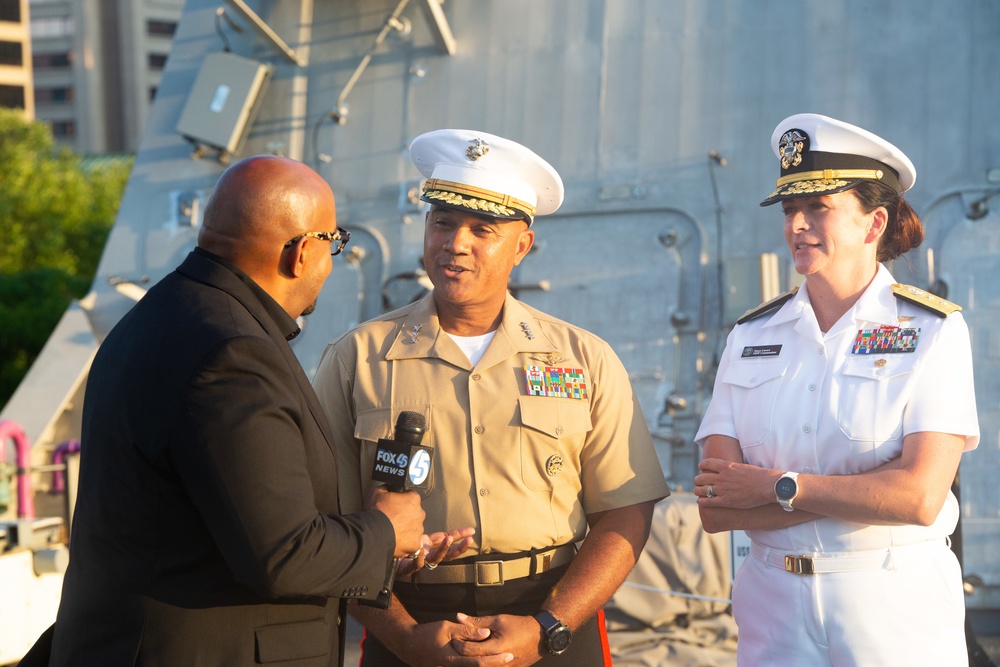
[750,541,942,576]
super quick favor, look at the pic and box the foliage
[0,109,132,405]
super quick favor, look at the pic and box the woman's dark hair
[850,180,924,262]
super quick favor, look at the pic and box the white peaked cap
[410,129,564,223]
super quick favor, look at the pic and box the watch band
[534,610,561,633]
[775,471,800,512]
[533,610,572,655]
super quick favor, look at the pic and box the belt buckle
[784,554,815,575]
[475,560,504,586]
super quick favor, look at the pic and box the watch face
[549,627,572,654]
[776,476,797,500]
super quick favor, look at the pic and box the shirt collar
[764,263,900,332]
[193,247,301,341]
[385,291,556,370]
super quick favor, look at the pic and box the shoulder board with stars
[737,287,799,325]
[891,284,962,318]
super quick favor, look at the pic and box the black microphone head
[394,411,426,446]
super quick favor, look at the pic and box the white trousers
[732,541,967,667]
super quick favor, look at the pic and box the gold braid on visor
[776,168,885,187]
[422,178,536,219]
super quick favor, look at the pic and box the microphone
[371,411,433,493]
[361,411,432,610]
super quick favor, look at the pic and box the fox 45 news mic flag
[371,411,433,493]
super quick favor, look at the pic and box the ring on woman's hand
[424,561,438,570]
[409,550,422,559]
[707,485,716,498]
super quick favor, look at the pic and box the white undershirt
[446,330,496,366]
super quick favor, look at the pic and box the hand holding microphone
[363,411,433,608]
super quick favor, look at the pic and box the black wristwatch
[533,610,572,655]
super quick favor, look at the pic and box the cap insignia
[779,129,808,170]
[466,138,490,161]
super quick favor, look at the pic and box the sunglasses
[283,228,351,256]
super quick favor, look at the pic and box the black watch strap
[533,610,572,655]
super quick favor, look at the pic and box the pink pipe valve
[0,419,34,518]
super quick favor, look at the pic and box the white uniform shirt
[696,264,979,553]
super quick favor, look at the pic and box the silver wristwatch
[774,471,800,512]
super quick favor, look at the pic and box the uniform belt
[404,543,576,586]
[750,541,940,575]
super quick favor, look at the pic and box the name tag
[741,345,782,358]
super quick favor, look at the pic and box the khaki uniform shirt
[314,292,669,554]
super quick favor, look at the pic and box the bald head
[200,156,334,264]
[198,155,340,316]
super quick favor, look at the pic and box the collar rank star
[524,365,588,399]
[407,324,422,343]
[852,325,920,354]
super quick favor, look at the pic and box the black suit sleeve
[170,334,394,600]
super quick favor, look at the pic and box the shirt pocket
[517,396,592,491]
[837,355,917,442]
[719,359,788,448]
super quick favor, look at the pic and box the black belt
[400,543,576,586]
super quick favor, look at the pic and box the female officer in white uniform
[694,113,979,666]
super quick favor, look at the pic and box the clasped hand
[695,457,778,508]
[400,612,544,666]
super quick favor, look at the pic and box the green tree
[0,109,132,405]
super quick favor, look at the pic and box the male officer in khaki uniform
[313,129,669,666]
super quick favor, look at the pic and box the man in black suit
[37,156,424,666]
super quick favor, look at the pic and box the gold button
[479,488,489,496]
[472,373,482,381]
[474,425,484,434]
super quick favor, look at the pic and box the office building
[30,0,183,153]
[0,0,33,118]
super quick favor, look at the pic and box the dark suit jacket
[47,249,395,666]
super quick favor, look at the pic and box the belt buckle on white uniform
[784,554,816,575]
[751,542,903,575]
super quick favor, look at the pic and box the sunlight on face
[781,191,876,280]
[423,206,533,313]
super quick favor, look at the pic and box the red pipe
[0,419,35,518]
